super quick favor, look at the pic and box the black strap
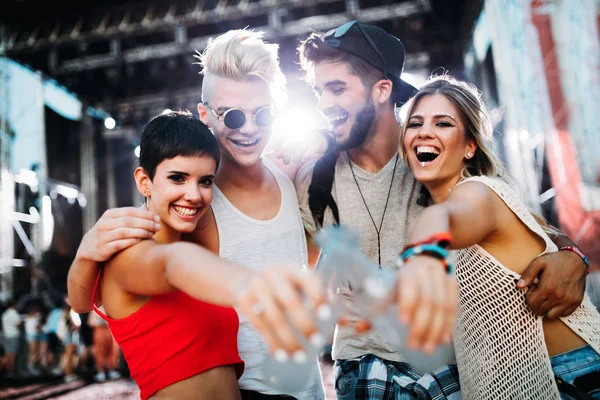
[240,390,298,400]
[416,184,431,207]
[555,376,596,400]
[308,151,340,228]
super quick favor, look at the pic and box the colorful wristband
[400,243,453,274]
[559,246,590,275]
[403,232,452,252]
[401,244,449,262]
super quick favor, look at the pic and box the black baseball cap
[323,21,417,104]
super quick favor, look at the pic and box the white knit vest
[453,176,600,400]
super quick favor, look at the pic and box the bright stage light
[42,195,54,251]
[28,207,41,223]
[104,117,116,130]
[18,168,37,183]
[77,193,88,208]
[401,72,428,89]
[134,145,141,158]
[162,109,173,115]
[55,184,79,200]
[15,168,39,191]
[271,105,323,148]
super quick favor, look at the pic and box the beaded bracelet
[399,243,454,274]
[401,244,449,261]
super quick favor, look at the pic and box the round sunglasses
[203,102,275,130]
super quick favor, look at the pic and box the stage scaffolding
[4,0,432,75]
[0,24,15,302]
[0,30,96,300]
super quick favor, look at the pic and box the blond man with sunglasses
[68,29,326,400]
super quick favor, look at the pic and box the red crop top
[92,270,244,399]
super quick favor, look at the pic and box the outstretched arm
[399,181,498,352]
[406,181,498,248]
[67,207,159,312]
[107,239,326,356]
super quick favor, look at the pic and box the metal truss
[5,0,430,75]
[6,0,341,52]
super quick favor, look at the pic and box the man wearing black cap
[291,20,460,399]
[290,20,590,399]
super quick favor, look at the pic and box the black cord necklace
[347,152,399,266]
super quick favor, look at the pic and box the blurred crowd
[0,295,124,383]
[1,270,597,387]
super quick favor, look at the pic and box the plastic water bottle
[314,225,455,374]
[261,301,337,393]
[262,225,454,394]
[261,265,340,393]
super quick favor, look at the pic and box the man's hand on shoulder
[271,129,330,166]
[77,207,160,262]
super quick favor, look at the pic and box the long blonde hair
[400,76,505,180]
[400,76,558,234]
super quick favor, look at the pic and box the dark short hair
[139,110,220,179]
[298,33,384,92]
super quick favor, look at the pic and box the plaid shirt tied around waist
[334,354,461,400]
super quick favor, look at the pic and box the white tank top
[211,158,325,399]
[453,175,600,400]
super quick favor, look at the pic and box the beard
[336,99,376,150]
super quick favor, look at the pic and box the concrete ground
[0,360,336,399]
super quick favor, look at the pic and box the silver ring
[252,302,265,315]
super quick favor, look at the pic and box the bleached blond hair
[195,29,287,109]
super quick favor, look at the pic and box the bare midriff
[149,366,241,400]
[543,319,587,357]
